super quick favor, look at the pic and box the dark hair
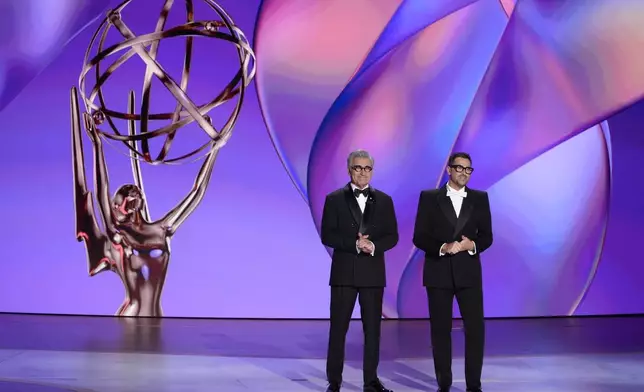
[448,152,472,166]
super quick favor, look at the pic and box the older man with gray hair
[321,149,399,392]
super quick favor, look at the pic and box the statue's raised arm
[160,145,219,235]
[71,87,110,276]
[83,110,118,239]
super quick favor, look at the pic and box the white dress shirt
[439,184,477,256]
[352,184,368,213]
[351,184,375,256]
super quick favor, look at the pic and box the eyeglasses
[351,165,373,173]
[450,164,474,174]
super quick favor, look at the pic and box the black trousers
[326,286,384,385]
[426,286,485,390]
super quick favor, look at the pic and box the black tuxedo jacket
[320,183,399,287]
[412,185,493,289]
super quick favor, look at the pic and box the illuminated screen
[1,0,643,318]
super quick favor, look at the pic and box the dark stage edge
[0,314,642,391]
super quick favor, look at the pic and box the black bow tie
[354,188,370,198]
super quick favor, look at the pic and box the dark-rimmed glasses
[351,165,373,173]
[450,164,474,174]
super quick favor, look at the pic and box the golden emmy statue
[70,0,255,316]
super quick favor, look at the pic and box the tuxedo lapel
[438,186,457,228]
[343,184,362,228]
[361,187,376,234]
[453,190,473,237]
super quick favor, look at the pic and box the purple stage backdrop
[1,0,644,319]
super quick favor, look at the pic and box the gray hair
[347,149,374,168]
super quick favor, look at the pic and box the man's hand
[459,235,474,252]
[441,241,461,255]
[441,236,475,255]
[357,233,374,253]
[361,241,374,254]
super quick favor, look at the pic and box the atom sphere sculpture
[79,0,256,164]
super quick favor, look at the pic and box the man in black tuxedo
[412,152,493,392]
[321,149,399,392]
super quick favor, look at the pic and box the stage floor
[0,314,642,391]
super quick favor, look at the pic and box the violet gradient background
[0,0,643,319]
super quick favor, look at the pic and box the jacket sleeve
[320,194,356,253]
[371,195,399,256]
[474,191,493,254]
[412,191,449,256]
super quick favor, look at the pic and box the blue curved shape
[568,120,612,315]
[252,0,310,201]
[398,122,613,318]
[354,0,480,81]
[0,0,111,112]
